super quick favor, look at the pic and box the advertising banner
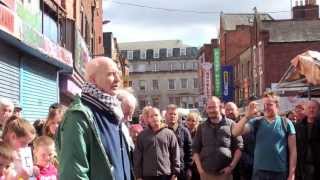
[213,48,221,97]
[75,30,91,76]
[221,65,234,102]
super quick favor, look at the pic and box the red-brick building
[220,0,320,106]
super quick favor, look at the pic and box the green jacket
[56,96,114,180]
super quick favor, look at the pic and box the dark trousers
[252,170,287,180]
[144,175,172,180]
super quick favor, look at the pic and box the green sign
[16,1,41,32]
[214,48,221,97]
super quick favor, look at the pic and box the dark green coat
[56,96,114,180]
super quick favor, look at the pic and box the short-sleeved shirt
[248,115,296,172]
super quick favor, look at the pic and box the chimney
[293,0,319,19]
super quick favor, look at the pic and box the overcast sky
[103,0,319,47]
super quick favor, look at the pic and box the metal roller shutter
[21,57,58,121]
[0,43,20,103]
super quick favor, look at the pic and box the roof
[261,19,320,42]
[119,40,191,50]
[221,13,273,31]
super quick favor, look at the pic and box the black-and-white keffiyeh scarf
[81,82,124,122]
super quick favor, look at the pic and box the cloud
[102,0,316,46]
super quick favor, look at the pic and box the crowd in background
[0,56,318,180]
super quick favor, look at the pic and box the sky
[103,0,319,47]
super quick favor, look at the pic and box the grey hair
[117,88,138,107]
[0,97,14,109]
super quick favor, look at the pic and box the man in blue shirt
[232,92,297,180]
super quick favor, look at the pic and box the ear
[88,74,96,84]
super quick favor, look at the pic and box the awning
[278,50,320,88]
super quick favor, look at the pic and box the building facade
[0,0,104,121]
[119,40,199,113]
[220,0,320,106]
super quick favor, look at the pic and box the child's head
[0,141,15,176]
[42,105,65,138]
[33,136,55,167]
[2,116,36,150]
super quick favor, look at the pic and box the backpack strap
[253,117,263,138]
[280,117,289,135]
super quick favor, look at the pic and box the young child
[2,116,36,180]
[33,136,57,180]
[0,141,15,180]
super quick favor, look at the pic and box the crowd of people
[0,56,318,180]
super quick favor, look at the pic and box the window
[140,50,146,59]
[169,97,175,104]
[133,50,140,59]
[152,97,160,107]
[127,51,133,60]
[153,49,159,58]
[154,63,159,72]
[120,50,127,58]
[175,97,181,106]
[241,64,244,79]
[181,79,188,88]
[193,78,198,88]
[152,80,159,90]
[173,48,180,57]
[129,81,133,87]
[146,49,153,59]
[139,80,146,91]
[159,48,167,58]
[170,63,173,71]
[168,79,175,90]
[181,62,186,70]
[193,62,198,70]
[167,48,173,57]
[180,48,186,56]
[139,99,147,109]
[43,10,59,43]
[247,61,250,78]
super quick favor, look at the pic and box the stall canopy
[277,50,320,97]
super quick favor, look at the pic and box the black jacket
[170,124,193,171]
[295,118,320,180]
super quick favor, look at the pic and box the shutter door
[21,58,58,121]
[0,43,20,102]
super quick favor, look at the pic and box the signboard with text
[202,62,212,101]
[75,30,91,76]
[0,4,15,35]
[221,65,234,102]
[213,48,221,97]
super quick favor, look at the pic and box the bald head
[225,102,239,121]
[85,57,121,95]
[306,100,320,121]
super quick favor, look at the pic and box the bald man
[193,97,243,180]
[225,102,240,122]
[57,57,133,180]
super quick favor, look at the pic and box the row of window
[130,61,198,72]
[138,96,199,109]
[121,47,198,60]
[131,78,198,91]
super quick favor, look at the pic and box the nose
[115,71,121,82]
